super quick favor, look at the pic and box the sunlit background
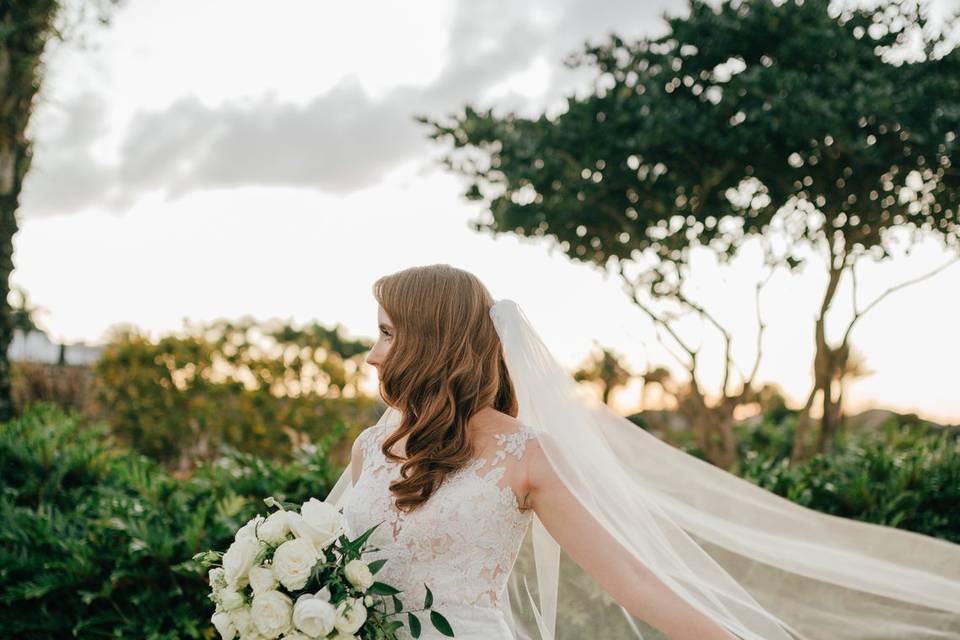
[15,0,960,423]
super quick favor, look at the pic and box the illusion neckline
[377,421,535,464]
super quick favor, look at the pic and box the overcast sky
[13,0,960,422]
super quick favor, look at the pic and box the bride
[325,264,960,640]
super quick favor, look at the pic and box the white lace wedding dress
[342,420,538,640]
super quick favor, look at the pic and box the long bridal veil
[326,298,960,639]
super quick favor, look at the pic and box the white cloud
[20,0,680,218]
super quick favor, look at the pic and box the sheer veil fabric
[326,298,960,639]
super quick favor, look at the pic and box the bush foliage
[0,403,345,639]
[736,410,960,543]
[1,402,957,638]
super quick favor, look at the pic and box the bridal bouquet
[194,496,454,640]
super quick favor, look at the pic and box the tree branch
[673,289,734,397]
[745,270,773,389]
[840,255,960,347]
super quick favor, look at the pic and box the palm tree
[573,341,634,406]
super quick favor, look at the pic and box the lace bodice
[341,420,537,613]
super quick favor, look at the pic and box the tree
[572,340,634,406]
[0,0,120,422]
[7,285,42,333]
[419,0,960,463]
[639,365,671,411]
[93,315,378,470]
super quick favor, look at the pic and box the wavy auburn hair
[373,264,518,512]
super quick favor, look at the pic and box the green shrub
[2,402,956,638]
[0,403,346,639]
[736,412,960,543]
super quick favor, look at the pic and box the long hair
[372,264,518,512]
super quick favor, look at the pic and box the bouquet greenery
[194,497,454,639]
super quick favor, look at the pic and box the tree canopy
[420,0,960,462]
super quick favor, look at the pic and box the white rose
[289,498,344,550]
[272,538,319,591]
[248,566,278,595]
[228,605,254,637]
[343,559,374,591]
[284,513,315,548]
[236,514,266,541]
[209,567,227,593]
[219,588,245,611]
[257,511,291,545]
[223,537,262,589]
[363,595,373,607]
[329,633,358,640]
[212,610,237,640]
[334,597,367,634]
[280,633,311,640]
[292,592,337,637]
[251,590,294,639]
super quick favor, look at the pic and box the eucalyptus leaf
[368,557,388,575]
[430,610,455,637]
[368,581,400,595]
[408,612,422,638]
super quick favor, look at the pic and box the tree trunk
[684,385,738,470]
[793,257,844,463]
[0,3,61,423]
[814,376,836,453]
[0,170,20,423]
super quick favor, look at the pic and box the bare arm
[523,437,739,640]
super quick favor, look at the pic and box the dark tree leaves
[419,0,960,280]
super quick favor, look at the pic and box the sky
[12,0,960,423]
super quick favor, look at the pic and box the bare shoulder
[519,429,562,492]
[482,409,525,432]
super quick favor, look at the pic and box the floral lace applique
[342,421,538,611]
[491,428,536,465]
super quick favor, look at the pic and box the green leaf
[347,520,383,554]
[408,612,422,638]
[368,558,388,575]
[392,594,403,613]
[430,610,454,637]
[384,619,405,633]
[368,581,400,595]
[423,583,433,609]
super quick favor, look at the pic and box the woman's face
[365,305,394,369]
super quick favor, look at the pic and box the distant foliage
[10,361,98,418]
[93,316,379,471]
[0,403,345,639]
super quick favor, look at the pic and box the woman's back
[342,420,538,639]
